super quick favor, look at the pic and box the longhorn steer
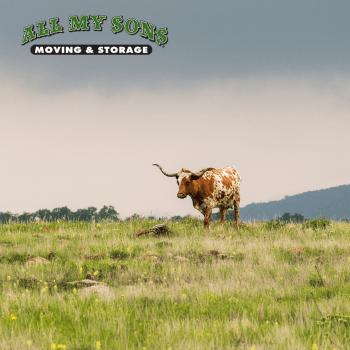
[153,164,242,230]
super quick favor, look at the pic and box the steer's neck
[188,181,204,206]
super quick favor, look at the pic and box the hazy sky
[1,1,349,218]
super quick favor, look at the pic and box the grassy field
[0,218,350,350]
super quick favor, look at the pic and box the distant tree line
[212,211,308,223]
[0,205,119,224]
[212,210,349,223]
[1,207,348,224]
[123,214,193,222]
[0,208,199,224]
[277,212,305,223]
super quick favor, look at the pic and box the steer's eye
[186,182,190,185]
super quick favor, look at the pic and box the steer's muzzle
[177,193,186,199]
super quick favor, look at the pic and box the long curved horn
[153,164,179,177]
[190,167,215,179]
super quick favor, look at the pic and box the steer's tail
[237,172,242,186]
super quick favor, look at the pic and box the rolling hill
[212,184,350,222]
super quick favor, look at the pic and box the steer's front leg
[203,207,213,230]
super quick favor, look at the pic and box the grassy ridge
[0,219,350,349]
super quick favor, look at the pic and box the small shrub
[317,314,350,327]
[109,249,129,260]
[18,276,40,289]
[3,252,29,263]
[302,216,331,230]
[57,235,70,240]
[264,220,286,230]
[309,271,325,287]
[56,280,79,292]
[317,314,350,346]
[238,222,249,230]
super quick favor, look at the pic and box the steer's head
[153,164,215,199]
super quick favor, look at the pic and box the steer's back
[202,166,241,207]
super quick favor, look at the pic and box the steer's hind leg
[234,197,240,230]
[219,208,228,230]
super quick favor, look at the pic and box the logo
[22,15,168,55]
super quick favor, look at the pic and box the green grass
[0,219,350,349]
